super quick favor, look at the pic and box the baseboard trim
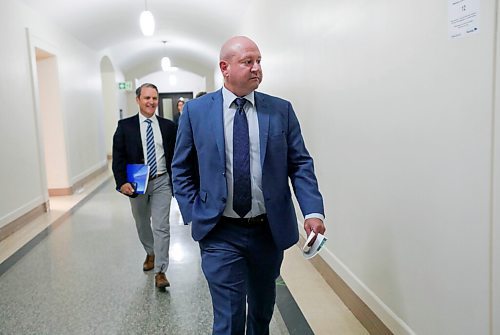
[48,188,72,196]
[49,164,108,197]
[299,235,394,335]
[0,201,49,241]
[3,164,110,241]
[0,178,111,276]
[71,164,108,193]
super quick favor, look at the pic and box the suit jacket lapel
[131,114,143,154]
[212,90,225,164]
[255,92,269,168]
[157,117,168,144]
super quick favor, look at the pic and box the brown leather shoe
[143,254,155,271]
[155,272,170,288]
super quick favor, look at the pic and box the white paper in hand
[302,231,328,259]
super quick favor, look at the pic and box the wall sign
[118,81,133,91]
[449,0,480,39]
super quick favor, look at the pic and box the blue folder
[126,164,150,194]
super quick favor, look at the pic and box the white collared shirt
[222,87,265,218]
[138,113,166,175]
[220,87,324,222]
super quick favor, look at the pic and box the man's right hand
[120,183,135,196]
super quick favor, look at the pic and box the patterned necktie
[232,98,251,218]
[145,119,157,177]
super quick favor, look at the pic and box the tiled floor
[0,171,367,335]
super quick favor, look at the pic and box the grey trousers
[129,173,172,273]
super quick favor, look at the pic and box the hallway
[2,1,500,334]
[0,174,367,335]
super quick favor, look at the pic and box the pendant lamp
[140,0,155,36]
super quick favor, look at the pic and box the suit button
[222,197,226,202]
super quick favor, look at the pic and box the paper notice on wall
[449,0,479,39]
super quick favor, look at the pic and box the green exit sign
[118,81,132,91]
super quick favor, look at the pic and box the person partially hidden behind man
[112,83,177,290]
[172,36,326,334]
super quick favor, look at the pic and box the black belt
[220,214,268,226]
[150,172,166,181]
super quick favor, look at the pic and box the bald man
[172,36,325,335]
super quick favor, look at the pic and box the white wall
[0,1,46,227]
[1,0,498,333]
[214,67,223,90]
[113,68,129,119]
[141,69,206,96]
[242,0,497,334]
[25,12,107,186]
[100,56,125,156]
[124,69,206,117]
[0,0,107,228]
[493,3,500,334]
[51,39,106,185]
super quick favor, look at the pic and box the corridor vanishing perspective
[2,1,500,334]
[0,178,367,334]
[0,181,286,334]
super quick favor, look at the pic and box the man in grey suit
[172,36,326,334]
[112,83,177,289]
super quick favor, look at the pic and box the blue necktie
[145,119,157,177]
[232,98,251,218]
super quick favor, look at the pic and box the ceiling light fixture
[161,40,171,72]
[161,57,171,71]
[139,0,155,36]
[169,75,177,86]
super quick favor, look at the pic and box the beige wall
[37,54,70,189]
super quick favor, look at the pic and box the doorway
[158,92,193,125]
[35,47,70,195]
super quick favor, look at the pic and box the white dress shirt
[222,87,265,218]
[138,113,166,175]
[221,87,324,222]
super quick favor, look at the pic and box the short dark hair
[135,83,159,98]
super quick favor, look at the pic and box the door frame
[158,92,193,125]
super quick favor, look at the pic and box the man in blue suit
[172,36,325,334]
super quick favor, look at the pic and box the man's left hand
[304,218,326,246]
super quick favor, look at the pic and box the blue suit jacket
[172,90,324,250]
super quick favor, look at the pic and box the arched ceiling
[19,0,252,76]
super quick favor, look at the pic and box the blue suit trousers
[199,220,284,335]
